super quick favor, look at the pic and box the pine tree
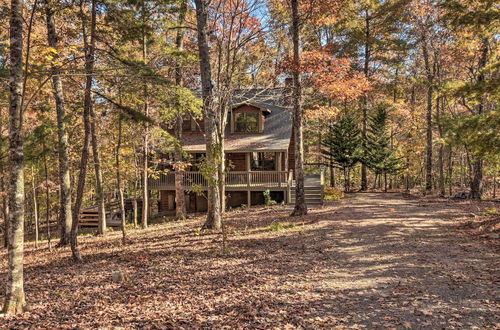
[363,103,402,191]
[321,111,362,192]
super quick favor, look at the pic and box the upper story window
[182,117,192,131]
[234,112,259,133]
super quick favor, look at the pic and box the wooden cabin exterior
[149,88,322,214]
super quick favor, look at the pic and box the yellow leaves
[306,105,339,120]
[34,46,64,67]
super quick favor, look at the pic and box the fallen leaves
[0,193,498,328]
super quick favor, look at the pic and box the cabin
[149,88,323,214]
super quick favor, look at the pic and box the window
[182,118,192,132]
[251,152,276,171]
[234,112,259,133]
[188,153,205,171]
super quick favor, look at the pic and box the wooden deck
[78,201,123,228]
[149,171,292,191]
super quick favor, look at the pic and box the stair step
[289,201,323,205]
[290,197,323,200]
[290,192,323,196]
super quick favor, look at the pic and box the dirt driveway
[270,192,499,328]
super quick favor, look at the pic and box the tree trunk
[45,0,72,246]
[133,199,138,227]
[360,10,371,191]
[116,114,126,243]
[3,0,26,314]
[384,173,387,192]
[290,0,307,216]
[422,36,433,195]
[1,171,9,248]
[447,146,453,196]
[470,38,489,200]
[43,141,51,250]
[70,0,97,263]
[174,0,187,220]
[31,166,38,249]
[90,109,106,235]
[329,159,335,187]
[343,168,348,193]
[471,160,483,199]
[218,121,226,215]
[437,98,445,197]
[195,0,222,230]
[141,21,149,228]
[493,175,496,199]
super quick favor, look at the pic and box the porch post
[246,152,251,171]
[247,190,251,207]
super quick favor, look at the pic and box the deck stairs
[289,174,323,205]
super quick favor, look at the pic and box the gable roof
[181,88,292,152]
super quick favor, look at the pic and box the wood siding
[227,152,247,171]
[288,127,295,172]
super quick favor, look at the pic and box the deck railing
[149,171,290,190]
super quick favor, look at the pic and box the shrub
[269,222,296,232]
[484,207,499,216]
[263,189,277,206]
[324,186,344,201]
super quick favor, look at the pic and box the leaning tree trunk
[173,0,188,220]
[71,0,97,262]
[470,38,489,200]
[195,0,222,230]
[45,0,72,246]
[290,0,307,216]
[3,0,26,314]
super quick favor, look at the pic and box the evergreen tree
[363,103,402,191]
[321,111,362,192]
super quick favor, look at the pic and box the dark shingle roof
[182,88,292,152]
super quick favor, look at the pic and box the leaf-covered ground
[1,193,499,328]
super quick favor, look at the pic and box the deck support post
[247,190,251,207]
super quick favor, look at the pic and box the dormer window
[234,112,259,133]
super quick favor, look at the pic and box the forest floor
[1,193,499,329]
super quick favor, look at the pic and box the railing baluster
[150,171,290,190]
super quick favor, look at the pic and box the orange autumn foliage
[282,49,372,102]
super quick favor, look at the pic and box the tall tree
[364,103,402,191]
[116,112,126,243]
[3,0,26,314]
[194,0,222,230]
[173,0,188,220]
[141,20,149,229]
[321,111,362,192]
[290,0,307,216]
[90,100,106,234]
[71,0,97,262]
[44,0,72,245]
